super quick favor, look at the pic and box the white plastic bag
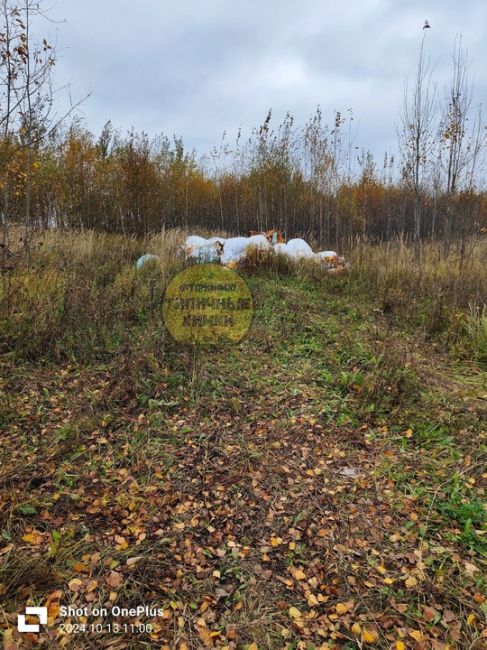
[136,253,160,270]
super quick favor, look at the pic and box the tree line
[1,1,486,251]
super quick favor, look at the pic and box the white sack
[136,254,160,270]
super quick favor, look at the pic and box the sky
[35,0,487,164]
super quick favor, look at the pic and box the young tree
[399,30,436,245]
[438,37,486,255]
[1,0,85,252]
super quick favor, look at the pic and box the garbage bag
[285,238,314,258]
[220,237,250,265]
[136,254,160,270]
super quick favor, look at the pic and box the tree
[438,37,486,255]
[0,0,85,251]
[399,30,436,245]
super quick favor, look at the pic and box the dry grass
[348,237,487,311]
[0,232,486,648]
[1,228,486,362]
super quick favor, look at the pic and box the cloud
[35,0,487,163]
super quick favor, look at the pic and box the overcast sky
[39,0,487,163]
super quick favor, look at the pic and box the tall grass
[1,229,486,363]
[0,228,185,359]
[349,237,487,310]
[346,237,487,361]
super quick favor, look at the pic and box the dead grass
[0,249,486,648]
[1,227,486,364]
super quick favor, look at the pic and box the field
[0,230,486,649]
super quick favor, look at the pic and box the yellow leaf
[405,428,413,438]
[307,594,319,607]
[362,628,378,644]
[409,630,422,642]
[466,613,476,626]
[289,606,301,620]
[383,577,394,585]
[200,600,210,613]
[3,628,16,650]
[336,603,348,615]
[396,642,405,650]
[68,578,83,592]
[405,575,417,588]
[377,564,386,574]
[197,625,213,647]
[21,532,42,545]
[294,569,306,580]
[351,622,362,635]
[45,589,62,623]
[86,580,97,593]
[248,644,258,650]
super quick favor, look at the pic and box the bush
[0,228,184,360]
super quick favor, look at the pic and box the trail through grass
[1,267,486,649]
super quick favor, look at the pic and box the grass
[0,229,486,648]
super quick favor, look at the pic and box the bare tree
[399,30,436,246]
[438,37,487,256]
[0,0,86,253]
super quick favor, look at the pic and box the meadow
[0,230,486,649]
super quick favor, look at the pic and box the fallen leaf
[405,575,417,588]
[362,628,378,644]
[107,570,122,588]
[307,593,319,607]
[464,562,479,577]
[336,601,353,615]
[351,622,361,635]
[21,531,43,545]
[422,605,439,622]
[45,590,62,622]
[3,628,16,650]
[409,630,422,642]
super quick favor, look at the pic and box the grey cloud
[37,0,487,161]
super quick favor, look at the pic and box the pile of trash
[183,230,347,272]
[135,230,347,272]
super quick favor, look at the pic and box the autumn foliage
[1,113,486,247]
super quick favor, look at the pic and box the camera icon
[18,606,47,633]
